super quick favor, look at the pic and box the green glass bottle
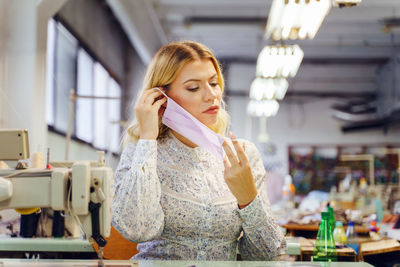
[313,212,337,262]
[327,206,336,232]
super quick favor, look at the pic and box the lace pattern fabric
[112,131,286,260]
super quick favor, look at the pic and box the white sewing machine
[0,129,112,249]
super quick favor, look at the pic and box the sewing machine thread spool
[20,212,40,237]
[52,211,65,237]
[31,152,44,169]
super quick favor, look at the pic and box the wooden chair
[359,238,400,264]
[93,226,138,260]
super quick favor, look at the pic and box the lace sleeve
[238,141,286,260]
[112,139,164,242]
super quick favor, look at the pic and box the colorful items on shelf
[346,221,359,254]
[333,221,347,247]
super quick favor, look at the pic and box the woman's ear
[161,84,170,92]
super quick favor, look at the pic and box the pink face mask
[156,88,226,161]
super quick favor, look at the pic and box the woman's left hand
[222,139,258,207]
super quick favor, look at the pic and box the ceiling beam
[225,90,376,99]
[107,0,167,65]
[184,16,266,25]
[219,57,389,65]
[156,0,270,6]
[341,114,400,133]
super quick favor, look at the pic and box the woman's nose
[203,84,218,101]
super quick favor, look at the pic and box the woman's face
[167,59,222,126]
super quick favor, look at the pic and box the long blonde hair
[122,41,230,146]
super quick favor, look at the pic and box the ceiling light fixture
[247,99,280,117]
[265,0,331,41]
[256,44,304,78]
[247,44,303,118]
[249,77,289,101]
[332,0,362,8]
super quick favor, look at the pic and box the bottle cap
[336,221,343,227]
[348,221,355,226]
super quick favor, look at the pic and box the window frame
[46,16,122,156]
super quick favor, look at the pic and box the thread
[31,152,44,169]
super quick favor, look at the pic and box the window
[76,49,94,143]
[46,18,122,154]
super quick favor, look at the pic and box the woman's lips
[203,105,219,114]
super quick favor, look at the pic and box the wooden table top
[299,238,356,257]
[282,223,370,234]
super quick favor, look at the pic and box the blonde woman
[112,41,286,260]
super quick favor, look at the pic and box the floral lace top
[112,132,286,260]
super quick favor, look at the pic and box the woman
[112,41,286,260]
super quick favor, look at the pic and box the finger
[137,90,150,104]
[222,140,239,167]
[148,88,164,98]
[229,131,237,139]
[154,97,167,115]
[232,140,249,166]
[151,86,164,92]
[153,96,167,106]
[143,90,164,105]
[158,105,166,116]
[138,88,158,104]
[151,87,166,99]
[141,87,163,98]
[223,154,232,174]
[143,87,161,95]
[153,94,166,105]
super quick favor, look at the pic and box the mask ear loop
[155,87,168,98]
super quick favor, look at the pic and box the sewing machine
[0,129,113,251]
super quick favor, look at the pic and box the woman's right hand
[135,88,167,140]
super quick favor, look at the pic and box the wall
[123,44,146,122]
[47,131,120,170]
[0,0,67,157]
[57,0,128,82]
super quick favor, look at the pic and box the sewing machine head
[0,129,112,247]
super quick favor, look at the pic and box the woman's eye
[210,82,218,87]
[188,87,199,91]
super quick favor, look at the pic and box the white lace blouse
[112,132,286,260]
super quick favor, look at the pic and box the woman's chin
[203,119,218,129]
[200,113,218,125]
